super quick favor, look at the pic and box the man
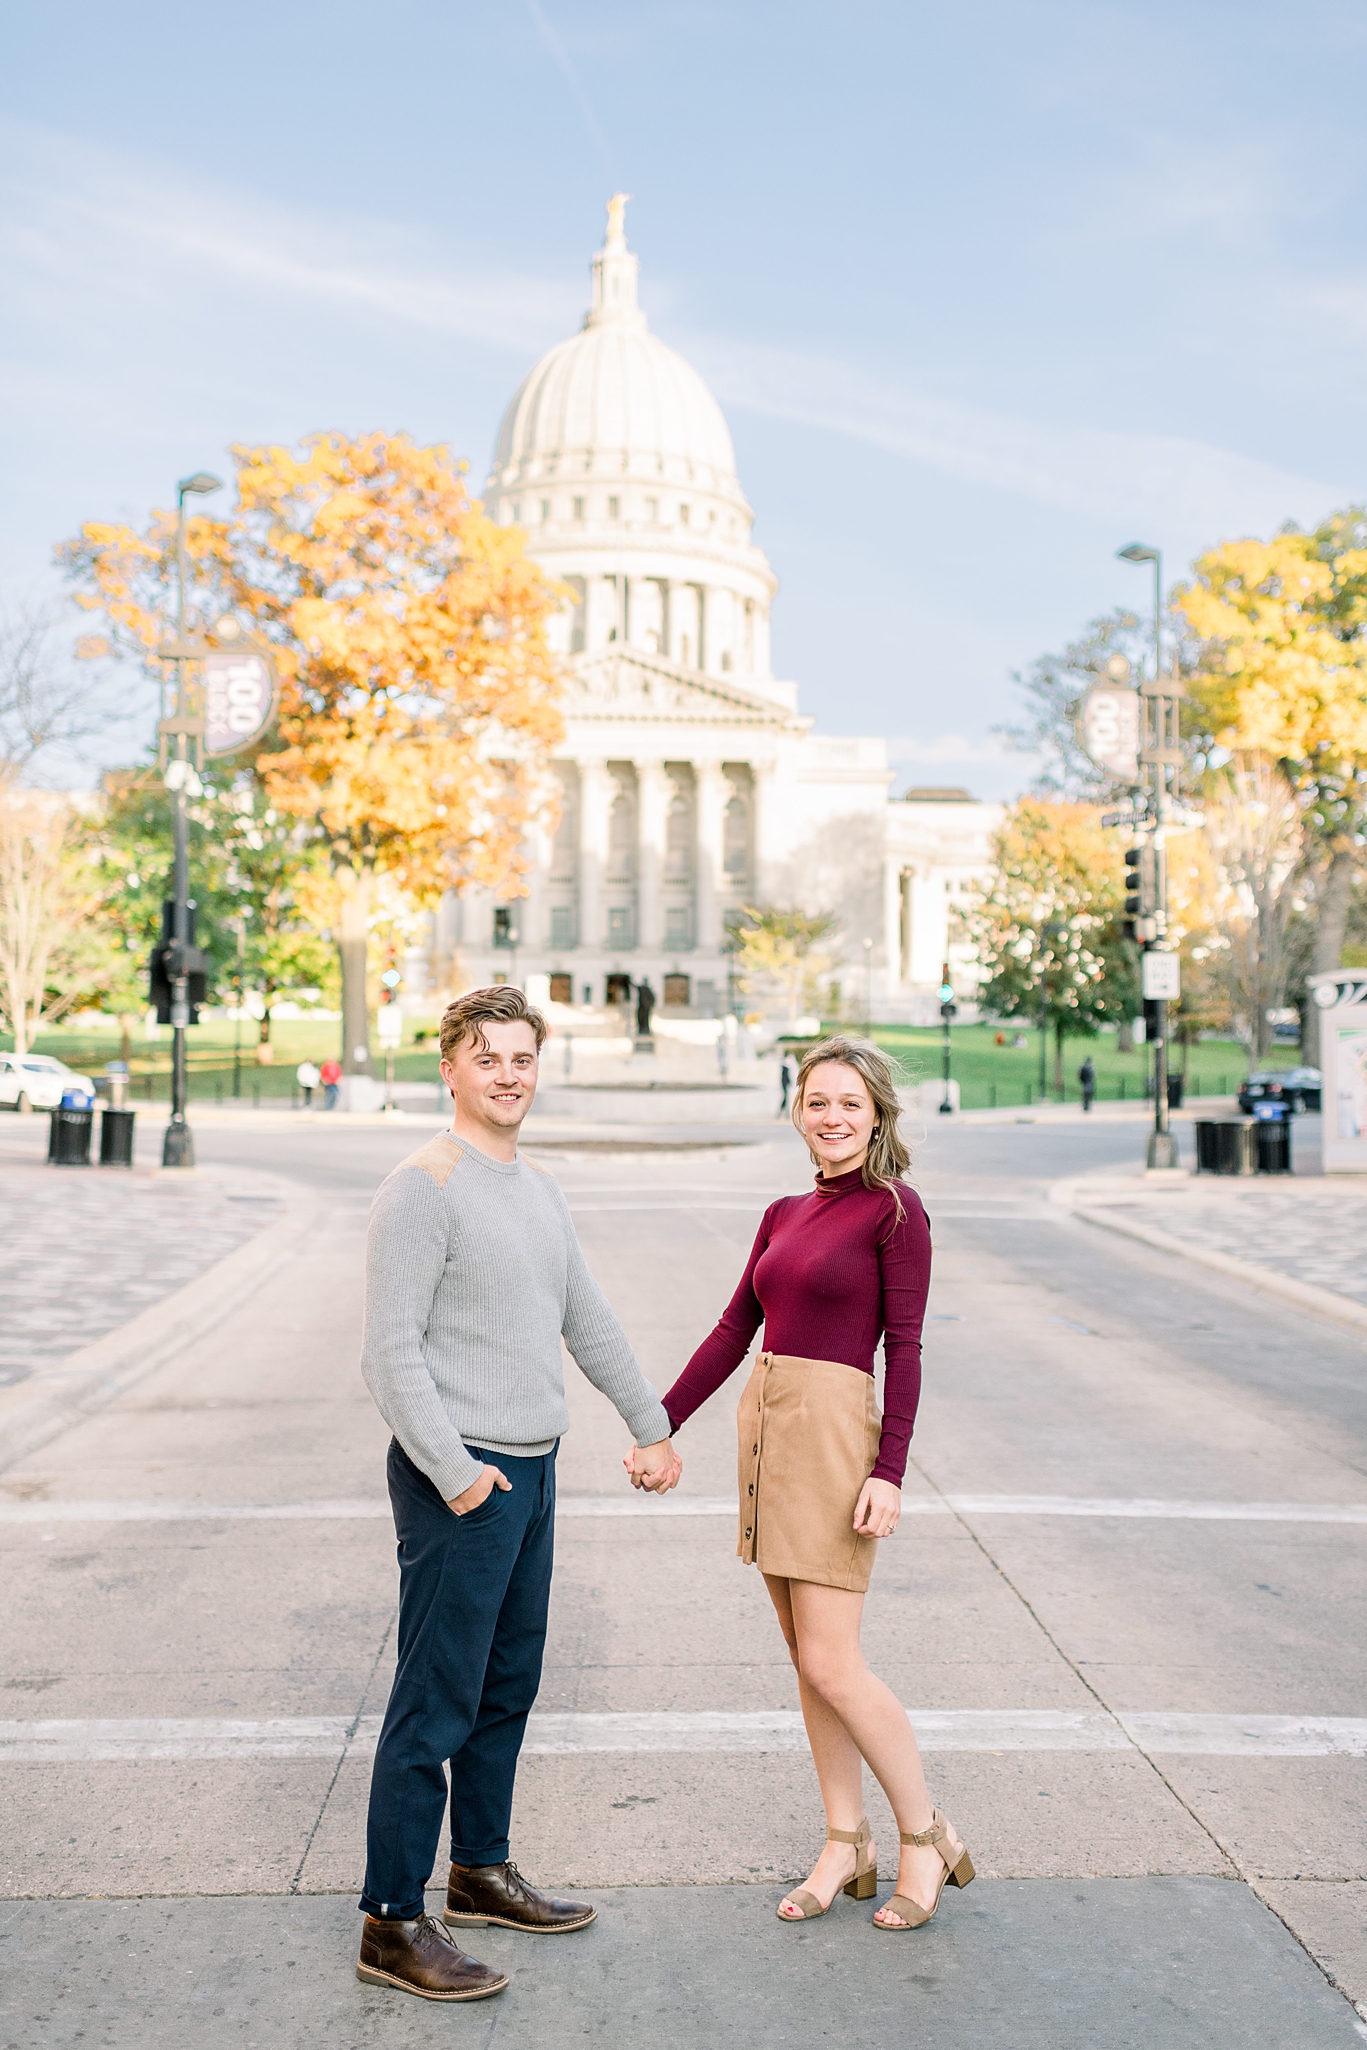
[1078,1054,1096,1113]
[356,985,681,2003]
[777,1046,797,1118]
[320,1056,342,1111]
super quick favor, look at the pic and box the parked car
[1236,1067,1322,1115]
[0,1053,97,1111]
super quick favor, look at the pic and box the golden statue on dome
[605,191,631,245]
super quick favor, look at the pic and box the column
[694,760,728,955]
[883,857,903,994]
[636,759,668,952]
[755,606,772,679]
[578,759,610,962]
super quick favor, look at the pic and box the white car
[0,1053,97,1111]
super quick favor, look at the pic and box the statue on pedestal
[634,978,656,1044]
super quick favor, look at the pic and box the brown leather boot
[356,1913,509,2000]
[444,1858,597,1933]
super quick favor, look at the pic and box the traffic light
[1123,842,1157,942]
[939,963,957,1020]
[148,899,210,1024]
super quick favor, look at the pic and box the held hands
[622,1438,683,1495]
[853,1476,901,1538]
[447,1464,512,1516]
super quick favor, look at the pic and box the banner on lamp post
[202,639,278,759]
[1077,685,1140,783]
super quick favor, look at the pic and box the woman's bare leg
[763,1574,869,1915]
[786,1579,960,1924]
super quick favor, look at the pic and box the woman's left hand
[853,1477,901,1537]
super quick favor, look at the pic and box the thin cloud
[685,333,1346,541]
[525,0,616,174]
[1,116,1348,543]
[0,117,579,360]
[887,733,1024,766]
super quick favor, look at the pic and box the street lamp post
[1117,541,1180,1170]
[863,936,873,1030]
[938,963,956,1113]
[160,472,222,1167]
[232,913,246,1101]
[1038,927,1051,1101]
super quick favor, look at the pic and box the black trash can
[1167,1073,1185,1109]
[1256,1116,1292,1174]
[48,1105,94,1166]
[1196,1118,1258,1175]
[99,1105,136,1167]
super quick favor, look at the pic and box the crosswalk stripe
[3,1495,1364,1525]
[2,1709,1363,1763]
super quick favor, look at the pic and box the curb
[1061,1197,1367,1339]
[0,1179,322,1474]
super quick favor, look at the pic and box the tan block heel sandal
[777,1819,877,1921]
[875,1809,974,1930]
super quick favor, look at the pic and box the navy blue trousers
[359,1438,556,1919]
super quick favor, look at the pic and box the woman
[647,1035,973,1930]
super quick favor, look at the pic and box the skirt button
[745,1527,752,1539]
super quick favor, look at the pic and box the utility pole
[232,913,246,1101]
[1118,543,1181,1170]
[938,963,956,1113]
[1038,931,1050,1101]
[156,472,221,1166]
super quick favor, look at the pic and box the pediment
[564,648,792,726]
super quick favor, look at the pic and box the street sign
[203,646,278,758]
[376,1004,403,1046]
[1077,685,1140,783]
[1141,952,1181,1001]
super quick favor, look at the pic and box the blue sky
[4,0,1365,795]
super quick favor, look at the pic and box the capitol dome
[483,197,777,689]
[490,244,738,493]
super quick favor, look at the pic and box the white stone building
[436,200,1001,1024]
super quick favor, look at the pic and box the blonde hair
[792,1035,911,1222]
[439,985,548,1062]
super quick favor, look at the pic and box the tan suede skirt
[735,1351,883,1591]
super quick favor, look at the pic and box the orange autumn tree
[63,434,564,1075]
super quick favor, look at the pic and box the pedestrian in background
[1078,1055,1096,1113]
[356,985,681,2004]
[635,1036,974,1935]
[320,1057,341,1110]
[778,1047,797,1118]
[296,1059,320,1109]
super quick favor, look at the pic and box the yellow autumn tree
[1176,514,1367,1056]
[62,434,564,1074]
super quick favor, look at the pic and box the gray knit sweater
[360,1131,671,1501]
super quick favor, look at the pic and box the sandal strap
[878,1891,932,1928]
[901,1807,949,1850]
[781,1889,824,1919]
[826,1818,870,1847]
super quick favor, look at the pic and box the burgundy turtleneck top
[661,1168,931,1486]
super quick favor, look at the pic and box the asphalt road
[1,1106,1364,2047]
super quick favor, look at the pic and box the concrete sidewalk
[1,1122,1364,2044]
[6,1880,1361,2050]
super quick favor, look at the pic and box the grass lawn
[1,1017,446,1102]
[839,1022,1295,1111]
[4,1014,1299,1111]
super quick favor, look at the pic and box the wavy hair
[792,1035,911,1222]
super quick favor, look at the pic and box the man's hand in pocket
[447,1466,512,1515]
